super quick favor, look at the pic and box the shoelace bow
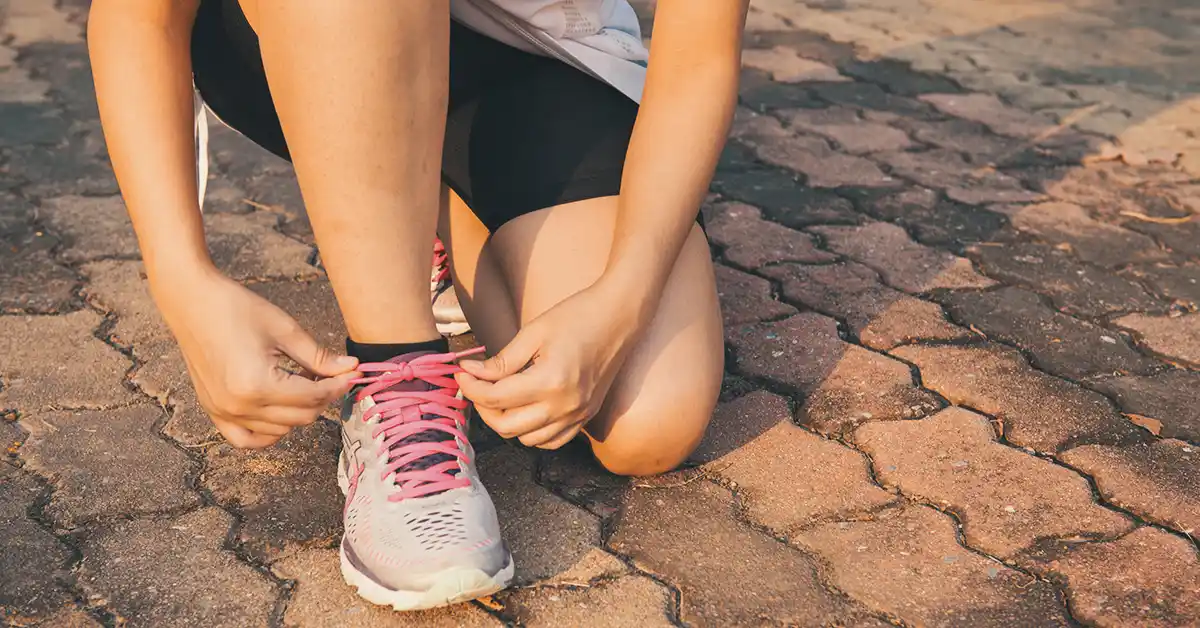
[351,347,485,500]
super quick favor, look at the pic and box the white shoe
[432,239,471,336]
[338,348,513,610]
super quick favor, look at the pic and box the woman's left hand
[456,281,644,450]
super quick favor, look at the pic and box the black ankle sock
[345,337,449,364]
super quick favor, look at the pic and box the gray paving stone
[1062,439,1199,535]
[812,221,997,292]
[498,576,674,627]
[0,464,73,623]
[18,405,200,528]
[941,286,1159,379]
[783,106,913,154]
[855,187,1010,251]
[1090,371,1200,442]
[711,169,863,228]
[891,344,1144,453]
[77,508,277,628]
[38,195,138,263]
[875,149,1042,204]
[706,202,835,269]
[727,313,941,435]
[714,264,797,327]
[1003,202,1166,268]
[1128,263,1200,308]
[0,193,77,314]
[920,93,1056,138]
[1115,312,1200,367]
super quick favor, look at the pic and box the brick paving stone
[0,464,73,624]
[1021,527,1200,628]
[36,608,103,628]
[742,46,847,83]
[205,212,319,281]
[38,195,139,263]
[810,81,936,118]
[733,111,897,188]
[856,188,1010,251]
[608,479,878,627]
[782,107,913,154]
[1061,439,1199,535]
[694,391,896,532]
[890,344,1144,453]
[0,194,77,314]
[1003,202,1166,267]
[498,576,674,628]
[272,547,501,627]
[941,286,1158,379]
[4,139,120,198]
[874,149,1043,205]
[1115,312,1200,366]
[81,260,167,348]
[793,505,1072,627]
[250,279,348,355]
[1090,371,1200,442]
[477,446,604,585]
[714,264,796,327]
[132,342,217,447]
[811,222,997,293]
[885,116,1024,165]
[762,261,970,349]
[2,0,81,45]
[706,202,835,269]
[0,310,137,411]
[1124,219,1200,262]
[18,405,199,528]
[537,441,629,521]
[839,58,963,96]
[920,93,1055,138]
[727,313,941,434]
[968,242,1160,317]
[77,507,277,627]
[201,422,341,562]
[711,169,862,228]
[1128,264,1200,308]
[855,407,1134,559]
[737,68,826,112]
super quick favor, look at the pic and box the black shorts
[191,0,639,232]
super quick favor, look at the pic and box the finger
[274,321,358,377]
[480,403,553,439]
[213,417,283,449]
[458,327,541,382]
[238,419,292,437]
[263,371,357,408]
[538,423,585,450]
[456,370,546,410]
[257,404,323,427]
[518,420,581,449]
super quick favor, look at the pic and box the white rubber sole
[435,320,472,337]
[336,452,513,611]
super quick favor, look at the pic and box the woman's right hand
[153,267,359,449]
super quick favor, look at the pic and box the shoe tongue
[379,350,460,480]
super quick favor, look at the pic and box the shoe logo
[342,433,366,516]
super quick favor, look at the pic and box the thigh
[455,196,724,475]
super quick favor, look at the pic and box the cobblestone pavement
[3,0,1199,625]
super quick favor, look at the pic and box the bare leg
[445,195,724,476]
[242,0,449,343]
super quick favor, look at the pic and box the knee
[588,400,715,478]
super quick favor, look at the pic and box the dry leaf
[1119,211,1194,225]
[1125,413,1163,436]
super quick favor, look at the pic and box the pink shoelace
[351,347,485,500]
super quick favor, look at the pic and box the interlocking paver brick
[4,138,120,197]
[608,479,879,627]
[36,608,103,627]
[839,57,963,96]
[1003,202,1166,267]
[875,149,1043,205]
[1115,312,1200,367]
[762,261,970,349]
[1129,264,1200,308]
[968,242,1160,317]
[18,405,199,528]
[1061,439,1199,535]
[792,505,1073,627]
[202,422,342,562]
[477,446,604,586]
[537,442,630,521]
[885,116,1023,165]
[742,46,846,83]
[0,193,77,314]
[920,93,1056,138]
[733,110,898,188]
[711,169,862,228]
[714,264,797,327]
[855,187,1010,250]
[81,260,167,348]
[38,195,139,263]
[728,313,941,434]
[1022,527,1200,628]
[810,81,936,118]
[205,212,319,280]
[706,202,834,269]
[941,286,1158,379]
[855,407,1134,559]
[737,68,826,112]
[890,344,1144,453]
[272,547,501,627]
[1,0,81,45]
[811,221,997,292]
[1090,371,1200,442]
[0,464,73,624]
[498,576,674,627]
[132,341,217,447]
[77,507,277,628]
[694,391,895,532]
[783,106,913,154]
[0,310,137,410]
